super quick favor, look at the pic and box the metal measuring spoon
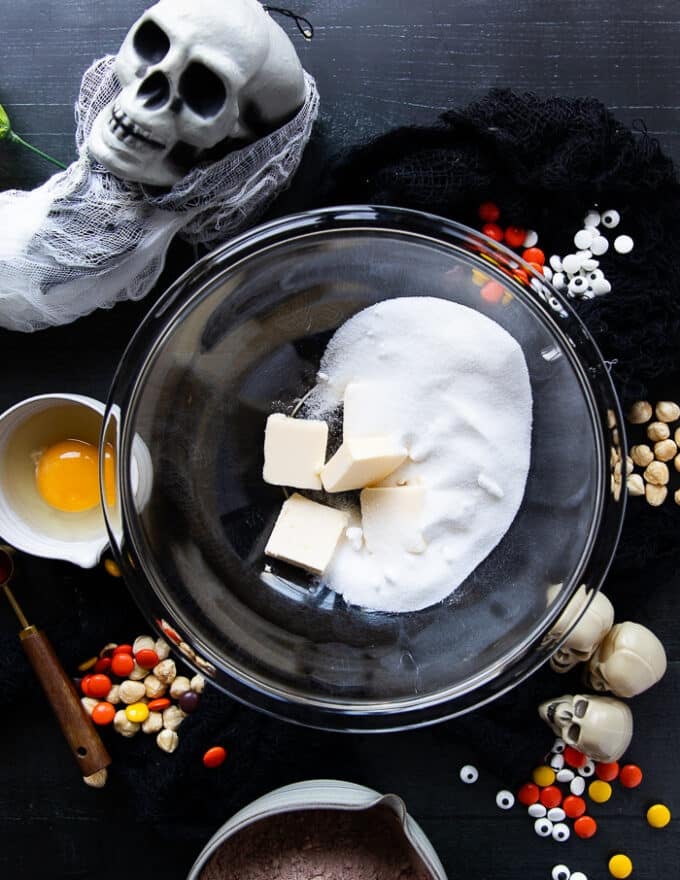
[0,546,111,786]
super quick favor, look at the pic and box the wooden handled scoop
[0,546,111,787]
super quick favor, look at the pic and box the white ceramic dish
[186,779,447,880]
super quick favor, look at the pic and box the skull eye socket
[179,62,227,118]
[574,699,588,718]
[568,722,581,741]
[133,20,171,64]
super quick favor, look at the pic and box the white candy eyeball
[590,236,609,256]
[552,737,566,754]
[601,209,621,228]
[570,776,586,796]
[528,803,547,818]
[570,873,588,880]
[549,255,563,272]
[496,789,515,809]
[542,265,553,281]
[587,268,604,282]
[523,229,539,247]
[459,764,478,784]
[550,753,565,770]
[584,209,601,228]
[568,276,588,295]
[548,807,566,822]
[552,272,566,290]
[534,817,554,838]
[578,759,596,777]
[592,277,612,295]
[562,253,583,276]
[556,768,575,783]
[581,258,599,271]
[574,228,596,249]
[552,822,570,842]
[552,865,571,880]
[614,234,634,254]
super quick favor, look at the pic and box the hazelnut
[626,474,644,496]
[644,460,669,486]
[169,676,192,700]
[119,680,146,704]
[133,635,155,654]
[153,659,177,685]
[647,421,670,442]
[81,697,98,717]
[144,675,166,699]
[162,705,186,731]
[654,439,677,462]
[113,709,140,737]
[627,400,652,424]
[655,401,680,423]
[154,638,171,661]
[625,456,634,475]
[142,711,163,735]
[156,729,179,754]
[128,661,148,681]
[645,484,667,507]
[630,444,654,467]
[675,489,680,506]
[190,674,206,694]
[106,684,121,705]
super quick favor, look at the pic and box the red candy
[539,785,562,809]
[94,657,111,674]
[478,201,500,222]
[619,764,643,788]
[595,761,620,782]
[84,674,112,699]
[481,222,504,242]
[135,648,160,669]
[91,701,115,725]
[504,226,526,248]
[573,815,598,838]
[203,746,227,769]
[564,746,587,768]
[512,268,529,284]
[147,698,171,712]
[522,247,545,265]
[563,795,587,818]
[113,644,133,656]
[480,280,505,303]
[111,652,135,677]
[517,782,539,806]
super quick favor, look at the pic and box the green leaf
[0,103,11,140]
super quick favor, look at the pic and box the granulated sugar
[304,297,532,612]
[200,806,432,880]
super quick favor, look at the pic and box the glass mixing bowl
[102,205,625,730]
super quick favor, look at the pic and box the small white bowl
[187,779,447,880]
[0,393,115,568]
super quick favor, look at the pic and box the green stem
[9,130,67,169]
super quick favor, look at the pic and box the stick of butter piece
[265,493,349,575]
[263,413,328,490]
[360,487,427,555]
[321,436,407,493]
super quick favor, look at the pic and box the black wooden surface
[1,2,679,879]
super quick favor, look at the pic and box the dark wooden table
[1,2,679,879]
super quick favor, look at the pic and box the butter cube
[360,487,426,555]
[263,413,328,490]
[265,493,349,575]
[321,436,407,493]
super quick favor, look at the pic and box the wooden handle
[20,626,112,779]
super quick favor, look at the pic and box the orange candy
[478,202,500,222]
[480,280,505,303]
[147,698,171,712]
[522,247,545,265]
[563,795,587,818]
[504,226,526,248]
[91,701,115,725]
[517,782,539,806]
[573,815,598,838]
[203,746,227,769]
[512,268,529,284]
[111,653,135,677]
[94,657,111,674]
[84,674,112,699]
[134,648,159,669]
[619,764,643,788]
[482,222,504,242]
[595,761,620,782]
[113,644,133,656]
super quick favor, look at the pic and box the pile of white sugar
[303,296,533,613]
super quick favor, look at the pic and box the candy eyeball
[601,209,621,228]
[552,822,570,842]
[578,759,596,778]
[459,764,478,784]
[552,865,571,880]
[495,790,515,809]
[552,737,566,754]
[534,817,554,837]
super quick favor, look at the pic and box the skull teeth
[107,104,164,149]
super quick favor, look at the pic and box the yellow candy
[588,780,612,803]
[647,803,671,828]
[125,702,149,724]
[532,765,556,787]
[77,656,98,672]
[471,268,488,287]
[608,853,633,879]
[104,558,122,577]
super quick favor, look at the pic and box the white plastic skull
[538,693,633,763]
[545,584,615,673]
[88,0,306,185]
[585,621,667,697]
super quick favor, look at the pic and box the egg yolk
[35,439,116,513]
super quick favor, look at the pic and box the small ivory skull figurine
[538,693,633,763]
[89,0,307,185]
[585,621,667,698]
[544,584,615,673]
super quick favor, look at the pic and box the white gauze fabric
[0,55,319,331]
